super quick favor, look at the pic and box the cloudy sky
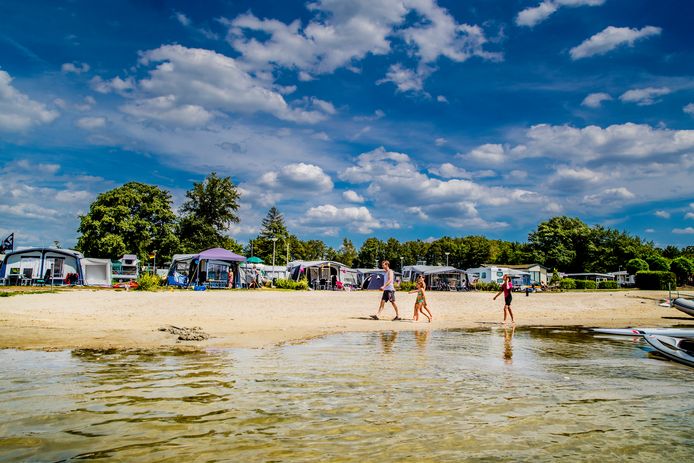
[1,0,693,249]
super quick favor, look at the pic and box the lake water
[1,328,692,462]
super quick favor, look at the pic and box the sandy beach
[0,288,690,351]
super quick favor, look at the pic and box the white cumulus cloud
[301,204,381,234]
[61,62,90,74]
[582,187,635,205]
[76,116,107,130]
[260,163,334,191]
[516,0,604,28]
[377,63,425,93]
[570,26,661,60]
[0,70,59,132]
[655,210,671,219]
[132,44,334,124]
[581,92,612,108]
[343,190,365,203]
[619,87,671,106]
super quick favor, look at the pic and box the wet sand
[0,289,690,350]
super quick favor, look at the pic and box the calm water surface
[1,328,692,462]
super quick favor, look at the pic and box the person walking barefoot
[409,275,432,322]
[370,260,401,321]
[493,274,515,324]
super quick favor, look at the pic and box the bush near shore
[635,271,677,290]
[137,273,163,291]
[274,278,309,290]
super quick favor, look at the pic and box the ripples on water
[1,328,692,462]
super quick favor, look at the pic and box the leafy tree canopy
[178,173,242,253]
[76,182,179,261]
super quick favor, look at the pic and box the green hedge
[559,278,576,290]
[598,280,619,289]
[274,278,309,290]
[575,280,597,290]
[475,281,500,291]
[399,281,416,291]
[635,271,677,290]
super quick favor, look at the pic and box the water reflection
[1,328,693,463]
[379,331,398,354]
[414,330,429,351]
[503,326,515,364]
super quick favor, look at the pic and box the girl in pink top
[493,274,514,324]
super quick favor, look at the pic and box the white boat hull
[592,327,694,338]
[643,335,694,368]
[673,298,694,317]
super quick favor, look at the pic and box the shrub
[274,278,309,290]
[136,273,161,291]
[476,281,500,291]
[670,257,694,286]
[635,271,677,290]
[598,280,619,289]
[559,278,576,290]
[399,281,416,291]
[626,258,649,276]
[550,268,561,284]
[575,280,597,290]
[646,256,670,272]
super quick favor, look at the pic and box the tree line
[76,175,694,281]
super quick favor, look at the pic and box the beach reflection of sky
[1,328,693,462]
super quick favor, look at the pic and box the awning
[196,248,246,262]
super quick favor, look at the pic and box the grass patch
[0,289,61,297]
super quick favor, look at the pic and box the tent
[287,260,358,290]
[183,248,246,289]
[81,258,112,287]
[0,247,84,286]
[403,265,466,290]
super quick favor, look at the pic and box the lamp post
[445,252,450,266]
[400,256,404,272]
[271,237,278,281]
[286,240,289,265]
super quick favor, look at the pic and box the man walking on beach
[370,260,401,321]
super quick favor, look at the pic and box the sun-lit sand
[0,288,690,350]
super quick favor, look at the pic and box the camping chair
[21,268,34,286]
[34,269,52,287]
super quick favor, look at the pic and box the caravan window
[497,271,503,277]
[481,272,487,279]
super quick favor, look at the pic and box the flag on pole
[1,233,14,253]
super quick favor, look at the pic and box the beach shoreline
[0,289,690,351]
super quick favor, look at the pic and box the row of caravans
[0,247,141,287]
[1,246,552,291]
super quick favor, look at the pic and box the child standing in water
[493,274,515,324]
[409,275,432,322]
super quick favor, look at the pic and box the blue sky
[1,0,693,250]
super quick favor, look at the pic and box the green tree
[670,257,694,286]
[661,245,681,259]
[646,255,670,272]
[178,172,242,253]
[253,207,291,264]
[357,237,385,268]
[77,182,179,260]
[528,216,595,272]
[626,258,649,275]
[335,238,358,267]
